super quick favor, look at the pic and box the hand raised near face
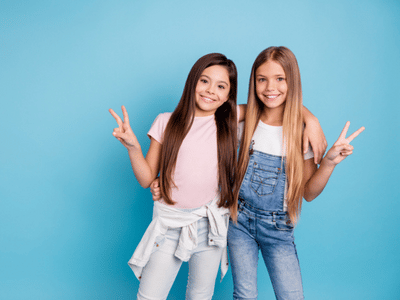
[324,121,365,166]
[109,106,141,151]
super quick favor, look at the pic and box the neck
[260,105,285,126]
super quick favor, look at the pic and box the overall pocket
[250,161,280,196]
[274,218,295,231]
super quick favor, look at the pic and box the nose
[266,80,275,91]
[206,84,216,94]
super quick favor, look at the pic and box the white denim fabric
[128,194,230,281]
[137,218,223,300]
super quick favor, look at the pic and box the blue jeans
[228,150,304,300]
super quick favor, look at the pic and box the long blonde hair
[233,46,304,224]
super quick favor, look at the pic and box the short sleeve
[147,113,172,144]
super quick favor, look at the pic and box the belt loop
[272,212,276,222]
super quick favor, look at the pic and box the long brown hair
[159,53,238,208]
[233,46,304,223]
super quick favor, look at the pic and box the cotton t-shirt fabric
[148,113,219,209]
[241,120,314,160]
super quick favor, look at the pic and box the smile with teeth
[265,94,279,100]
[201,96,216,103]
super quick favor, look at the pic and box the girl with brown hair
[110,53,238,299]
[227,46,364,299]
[111,51,326,299]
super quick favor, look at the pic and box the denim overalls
[228,149,304,300]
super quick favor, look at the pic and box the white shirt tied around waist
[128,194,230,281]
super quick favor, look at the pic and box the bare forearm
[127,148,157,188]
[238,104,247,122]
[302,106,318,124]
[110,106,161,188]
[303,121,365,202]
[303,159,335,202]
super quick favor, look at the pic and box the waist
[238,199,288,218]
[249,150,285,163]
[160,189,219,209]
[165,216,209,238]
[153,193,229,225]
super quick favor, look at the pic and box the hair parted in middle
[233,46,304,223]
[159,53,238,209]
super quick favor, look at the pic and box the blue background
[1,0,399,299]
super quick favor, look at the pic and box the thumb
[303,136,309,154]
[113,131,130,142]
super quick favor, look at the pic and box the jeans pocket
[274,219,294,231]
[250,161,280,196]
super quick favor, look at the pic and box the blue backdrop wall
[1,0,399,299]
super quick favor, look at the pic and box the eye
[277,77,285,82]
[258,78,266,82]
[200,78,208,84]
[218,85,226,89]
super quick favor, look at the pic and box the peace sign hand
[324,121,365,166]
[109,106,141,151]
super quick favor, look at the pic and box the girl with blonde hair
[120,51,326,300]
[228,46,364,299]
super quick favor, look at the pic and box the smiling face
[255,60,288,116]
[194,65,230,117]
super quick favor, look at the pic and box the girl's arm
[150,178,161,201]
[238,104,247,122]
[303,106,327,164]
[303,121,365,202]
[109,106,162,188]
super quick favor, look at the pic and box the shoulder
[154,112,172,123]
[151,112,172,128]
[148,112,173,143]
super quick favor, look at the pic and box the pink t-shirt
[148,113,219,208]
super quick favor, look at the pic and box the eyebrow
[200,75,229,86]
[256,74,285,77]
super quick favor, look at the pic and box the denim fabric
[238,150,286,212]
[129,195,230,281]
[228,150,304,300]
[138,217,223,300]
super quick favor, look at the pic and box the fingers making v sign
[109,106,140,150]
[324,121,365,166]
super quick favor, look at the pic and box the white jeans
[137,217,223,300]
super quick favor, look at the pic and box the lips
[264,94,279,100]
[200,95,216,103]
